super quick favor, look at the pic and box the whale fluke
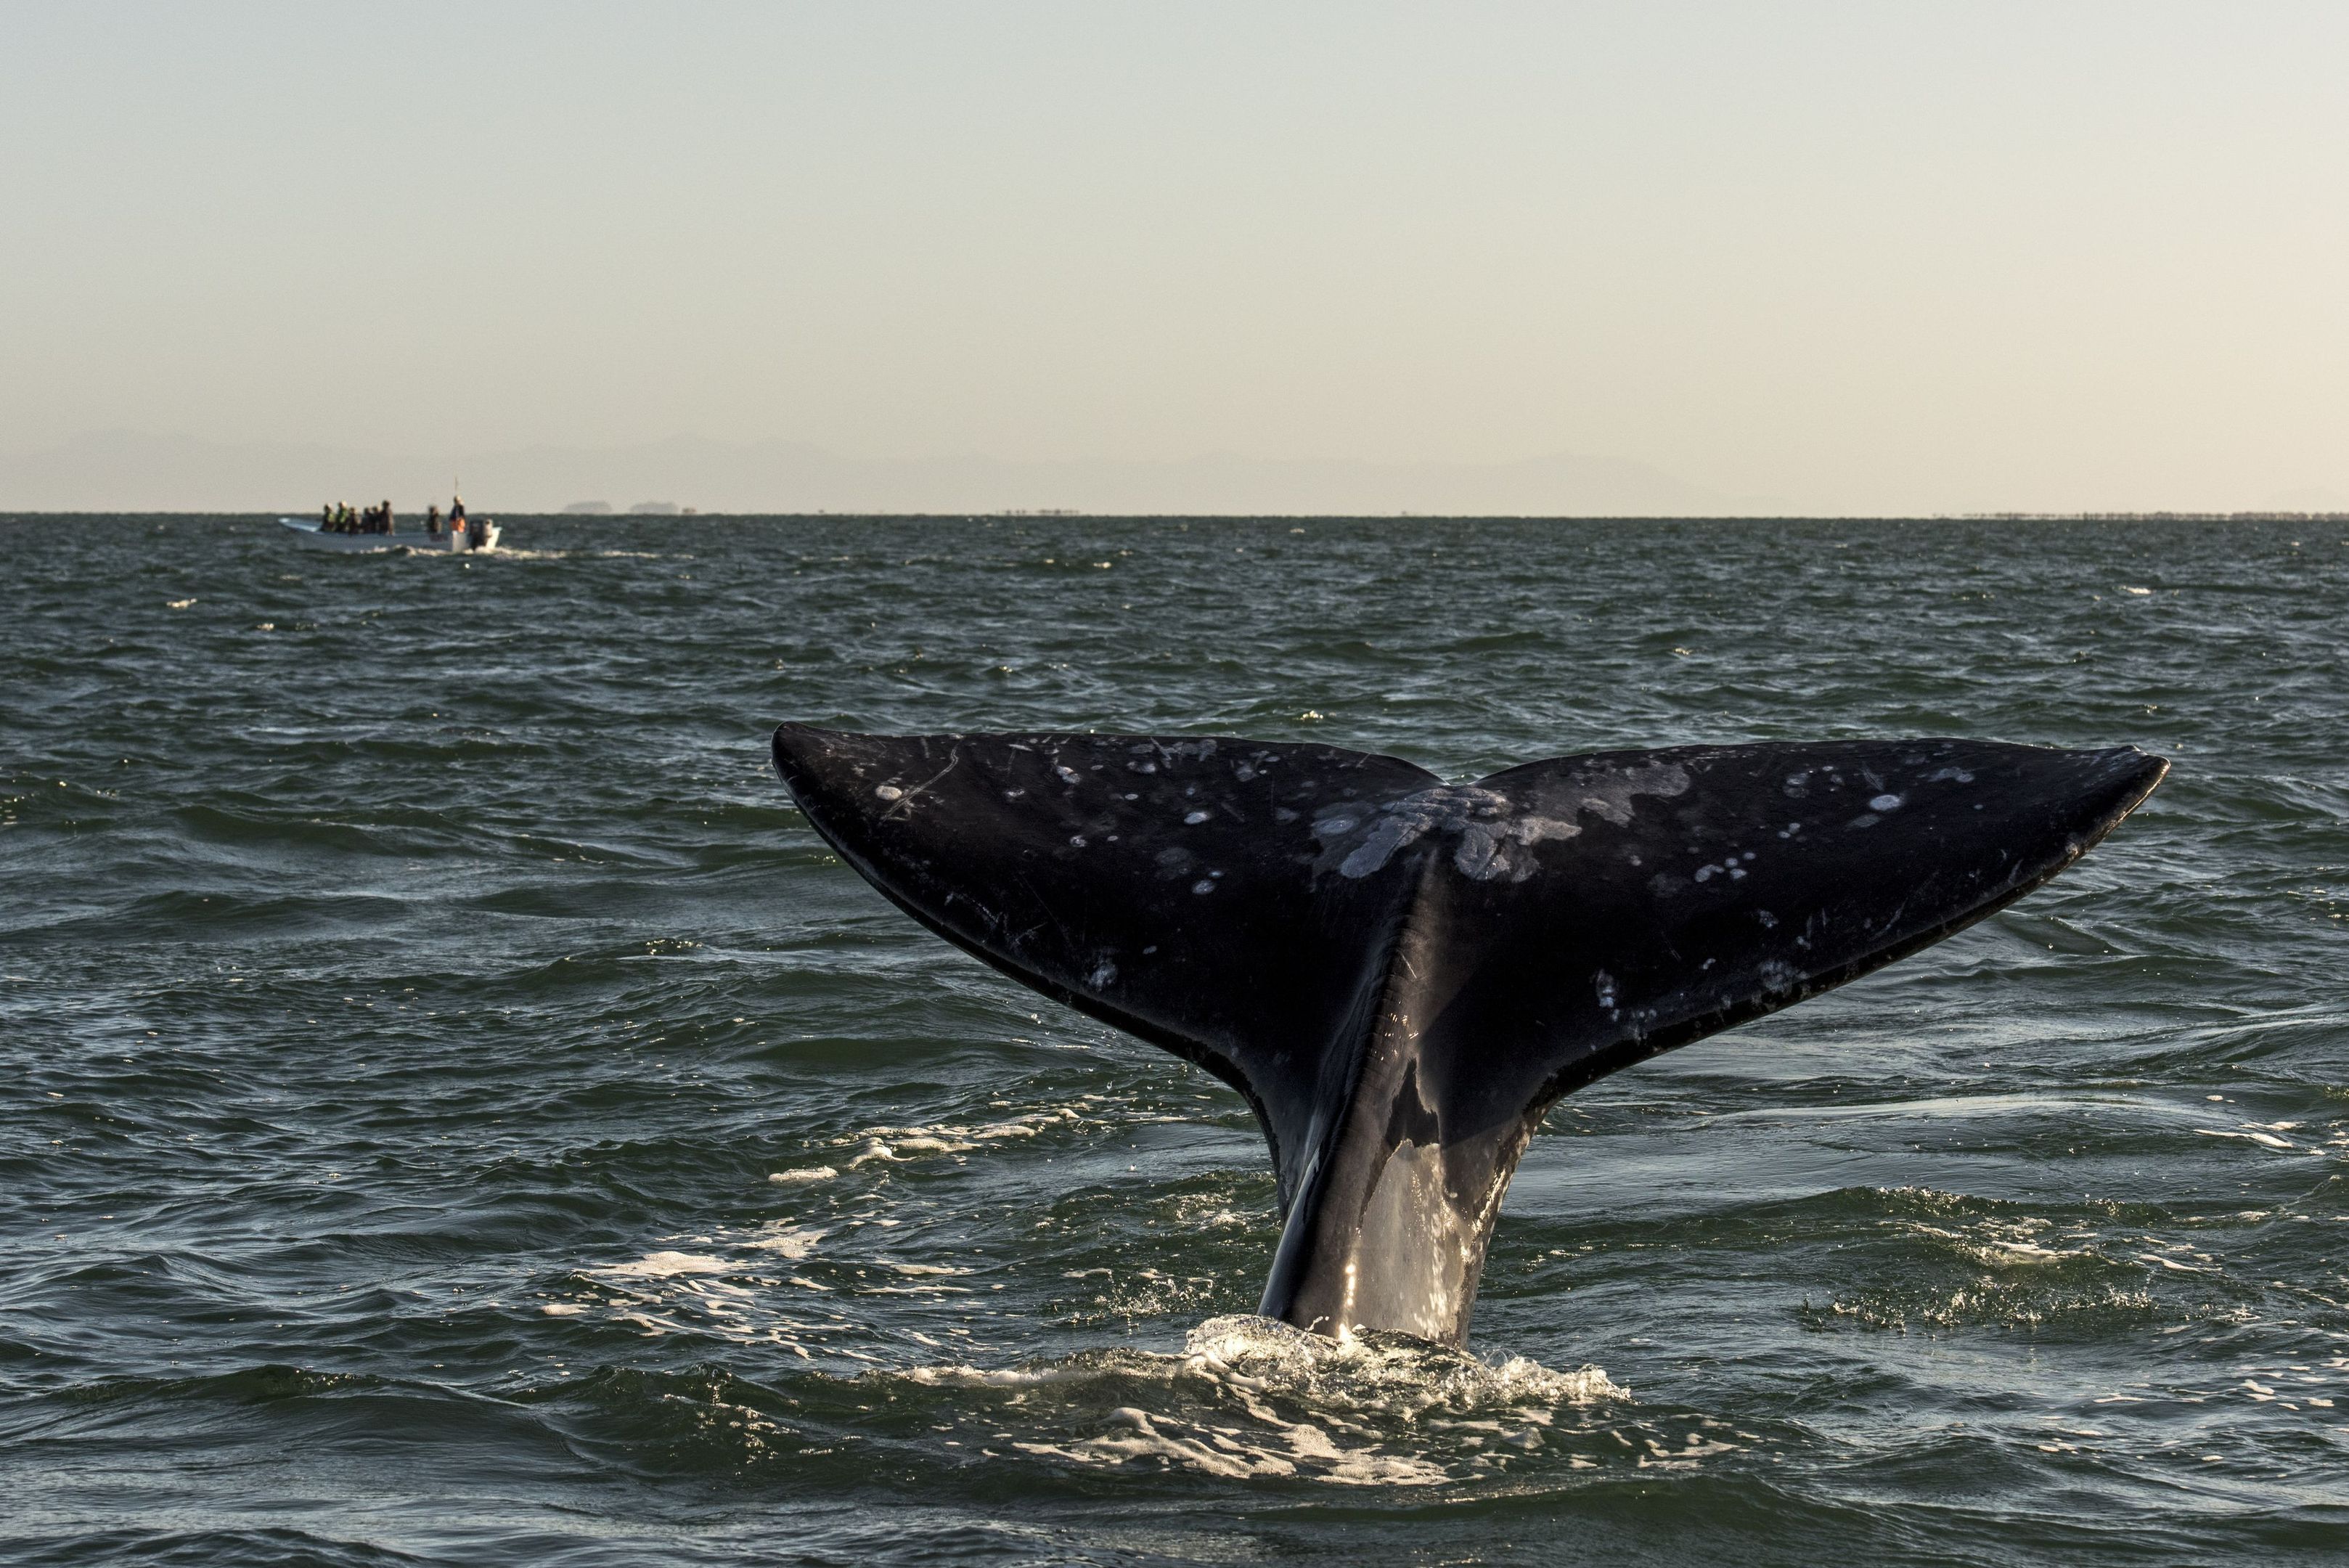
[770,725,2165,1343]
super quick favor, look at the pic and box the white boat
[278,516,500,554]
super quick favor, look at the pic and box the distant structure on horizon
[1953,511,2349,523]
[563,500,614,515]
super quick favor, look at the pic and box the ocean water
[4,512,2346,1567]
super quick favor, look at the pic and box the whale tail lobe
[771,724,2165,1342]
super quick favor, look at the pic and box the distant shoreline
[4,509,2346,523]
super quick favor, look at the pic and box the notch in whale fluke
[769,724,2165,1344]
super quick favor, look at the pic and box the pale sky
[4,1,2345,513]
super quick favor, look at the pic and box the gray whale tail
[770,724,2165,1344]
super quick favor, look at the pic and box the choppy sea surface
[4,513,2347,1566]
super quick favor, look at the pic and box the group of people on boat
[321,499,397,534]
[314,494,489,549]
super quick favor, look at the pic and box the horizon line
[9,508,2348,523]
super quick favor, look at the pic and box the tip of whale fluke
[767,724,2165,1344]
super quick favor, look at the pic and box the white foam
[837,1108,1082,1166]
[898,1314,1624,1485]
[1904,1217,2089,1268]
[744,1225,827,1259]
[597,1250,732,1279]
[1016,1405,1448,1485]
[2197,1127,2298,1150]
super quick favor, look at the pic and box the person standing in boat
[425,503,441,538]
[449,494,467,550]
[379,499,395,536]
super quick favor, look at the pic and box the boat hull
[279,519,499,554]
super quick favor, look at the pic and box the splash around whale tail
[770,724,2165,1343]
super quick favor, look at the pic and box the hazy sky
[4,1,2345,512]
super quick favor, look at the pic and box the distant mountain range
[0,430,1741,516]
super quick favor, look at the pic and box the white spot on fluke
[1868,793,1904,812]
[1184,810,1210,825]
[1315,764,1691,883]
[1191,879,1216,895]
[873,785,903,801]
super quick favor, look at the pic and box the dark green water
[5,513,2346,1566]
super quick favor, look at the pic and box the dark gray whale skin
[771,724,2166,1344]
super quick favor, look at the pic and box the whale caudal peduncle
[768,725,2166,1344]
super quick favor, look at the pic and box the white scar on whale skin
[1315,763,1691,883]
